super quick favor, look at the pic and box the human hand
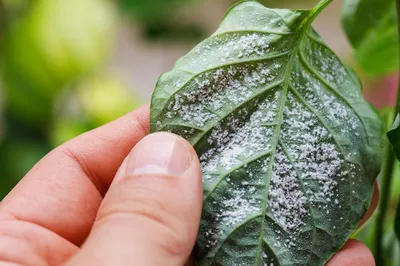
[0,105,378,266]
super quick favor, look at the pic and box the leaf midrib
[206,23,303,266]
[279,140,318,265]
[254,47,296,266]
[254,6,331,264]
[204,8,332,264]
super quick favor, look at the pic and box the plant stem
[375,0,400,264]
[375,140,396,265]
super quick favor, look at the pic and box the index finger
[0,105,149,245]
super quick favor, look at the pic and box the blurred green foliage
[354,158,400,265]
[119,0,189,23]
[0,135,49,196]
[50,74,142,147]
[342,0,399,77]
[117,0,206,41]
[2,0,116,125]
[0,0,142,199]
[353,107,400,265]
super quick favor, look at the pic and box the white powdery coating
[170,93,217,128]
[281,93,344,212]
[262,251,275,266]
[220,186,261,228]
[200,90,281,176]
[303,39,363,138]
[203,33,272,64]
[309,42,347,87]
[203,157,269,251]
[165,62,282,128]
[291,64,361,137]
[268,148,309,233]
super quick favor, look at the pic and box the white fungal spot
[268,147,309,233]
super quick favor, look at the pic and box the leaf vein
[203,149,273,201]
[209,213,264,265]
[297,41,370,145]
[278,140,317,265]
[287,84,354,234]
[212,29,296,37]
[192,80,284,147]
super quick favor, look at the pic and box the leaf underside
[150,1,383,265]
[342,0,399,76]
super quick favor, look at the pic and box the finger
[359,182,379,228]
[0,105,149,245]
[0,220,78,265]
[326,239,375,266]
[66,133,203,266]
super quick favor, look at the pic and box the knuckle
[58,147,106,195]
[0,222,45,266]
[154,226,189,258]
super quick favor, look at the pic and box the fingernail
[126,133,192,176]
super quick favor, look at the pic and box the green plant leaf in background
[356,107,400,265]
[388,114,400,161]
[385,0,400,245]
[0,136,49,199]
[342,0,399,76]
[117,0,205,41]
[50,73,143,147]
[118,0,189,23]
[150,0,383,265]
[390,116,400,244]
[1,0,116,125]
[76,75,142,127]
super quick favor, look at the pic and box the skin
[0,105,377,266]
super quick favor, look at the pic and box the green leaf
[0,136,49,200]
[388,114,400,160]
[1,0,116,125]
[118,0,193,23]
[342,0,399,76]
[150,1,383,265]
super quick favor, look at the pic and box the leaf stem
[301,0,332,30]
[313,0,333,13]
[375,0,400,264]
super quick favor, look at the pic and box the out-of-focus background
[0,0,398,264]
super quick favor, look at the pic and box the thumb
[66,133,203,266]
